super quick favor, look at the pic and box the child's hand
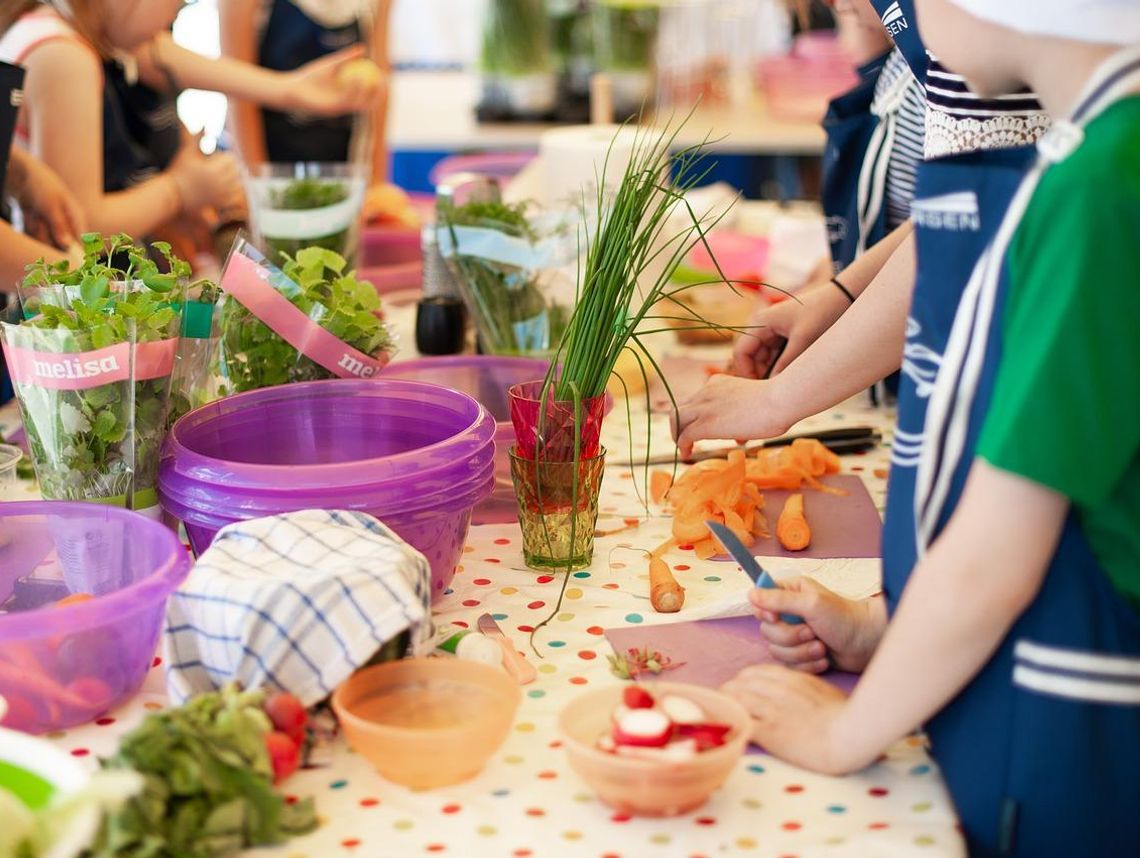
[170,139,246,217]
[722,664,862,775]
[671,374,791,459]
[751,580,885,673]
[287,46,385,116]
[6,149,86,249]
[731,281,851,379]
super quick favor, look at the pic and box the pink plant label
[2,338,177,390]
[221,251,389,379]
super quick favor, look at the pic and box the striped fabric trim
[926,58,1043,115]
[1012,640,1140,705]
[875,50,926,228]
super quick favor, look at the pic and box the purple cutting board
[605,615,858,695]
[714,473,882,560]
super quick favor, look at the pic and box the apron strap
[854,67,914,256]
[915,48,1140,552]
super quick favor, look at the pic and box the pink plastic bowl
[0,502,191,733]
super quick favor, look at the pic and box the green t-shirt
[978,96,1140,612]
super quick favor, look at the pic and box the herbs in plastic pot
[215,245,394,395]
[91,684,317,858]
[264,177,351,261]
[0,234,189,508]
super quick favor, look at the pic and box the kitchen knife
[706,521,804,625]
[477,613,537,684]
[614,426,881,466]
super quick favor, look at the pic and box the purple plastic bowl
[0,502,191,733]
[159,379,496,597]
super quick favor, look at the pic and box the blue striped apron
[884,49,1140,856]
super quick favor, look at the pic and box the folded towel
[164,509,431,706]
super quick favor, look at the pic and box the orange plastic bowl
[332,658,521,790]
[558,682,752,816]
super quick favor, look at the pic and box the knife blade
[706,521,804,625]
[476,613,537,684]
[612,426,881,467]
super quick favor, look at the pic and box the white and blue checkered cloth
[163,510,432,707]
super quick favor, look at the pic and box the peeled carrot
[776,493,811,551]
[54,592,94,608]
[650,471,673,505]
[649,556,684,613]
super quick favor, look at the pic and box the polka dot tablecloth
[0,386,966,858]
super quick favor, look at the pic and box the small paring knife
[706,521,804,625]
[477,613,537,685]
[614,426,881,467]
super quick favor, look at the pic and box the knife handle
[756,571,805,625]
[494,637,537,685]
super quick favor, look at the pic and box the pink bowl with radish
[0,502,191,734]
[558,682,751,816]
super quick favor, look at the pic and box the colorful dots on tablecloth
[538,664,558,674]
[781,821,802,831]
[562,831,582,841]
[784,784,804,794]
[442,803,462,814]
[512,849,533,856]
[611,813,632,823]
[569,676,588,685]
[70,748,90,757]
[548,640,566,648]
[914,835,936,847]
[485,558,502,564]
[674,564,691,571]
[573,792,593,803]
[144,701,164,711]
[461,599,481,607]
[868,787,890,797]
[604,583,621,590]
[525,808,545,817]
[868,822,890,830]
[504,755,524,765]
[516,722,536,733]
[464,546,475,553]
[473,578,492,586]
[451,620,470,629]
[45,731,66,739]
[492,789,511,797]
[573,571,591,578]
[912,802,933,813]
[624,613,643,623]
[527,689,545,699]
[558,611,576,620]
[341,838,361,849]
[741,798,762,810]
[95,717,115,726]
[359,798,380,808]
[747,764,766,774]
[501,587,519,595]
[678,543,694,551]
[736,839,758,850]
[394,820,414,830]
[426,845,445,853]
[527,601,546,610]
[695,817,717,826]
[611,562,627,570]
[494,538,511,545]
[578,650,597,660]
[518,624,535,633]
[477,826,497,836]
[587,625,604,635]
[492,613,508,621]
[565,589,584,600]
[825,837,846,846]
[649,834,671,845]
[910,764,932,776]
[152,656,163,668]
[703,576,722,583]
[827,805,846,814]
[538,770,558,779]
[537,575,555,583]
[330,779,349,790]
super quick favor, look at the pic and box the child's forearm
[828,461,1067,772]
[838,220,913,297]
[141,35,295,111]
[767,228,914,424]
[87,175,182,239]
[366,2,390,183]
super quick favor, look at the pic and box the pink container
[158,379,495,598]
[0,502,191,733]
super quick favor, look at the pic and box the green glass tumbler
[509,446,605,571]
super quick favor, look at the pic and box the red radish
[264,692,308,744]
[265,731,300,782]
[622,685,655,710]
[612,708,672,748]
[659,694,706,725]
[675,722,733,750]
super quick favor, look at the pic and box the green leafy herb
[4,234,195,507]
[480,0,552,77]
[216,246,392,394]
[92,684,317,858]
[264,179,352,263]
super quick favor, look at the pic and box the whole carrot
[776,493,811,551]
[649,555,684,613]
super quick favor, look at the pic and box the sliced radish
[659,694,706,725]
[612,708,673,747]
[615,738,699,762]
[622,685,655,710]
[675,722,733,750]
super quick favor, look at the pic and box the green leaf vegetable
[480,0,552,77]
[439,198,568,356]
[216,246,392,394]
[91,684,317,858]
[264,178,352,262]
[6,234,198,506]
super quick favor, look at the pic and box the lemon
[337,58,383,90]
